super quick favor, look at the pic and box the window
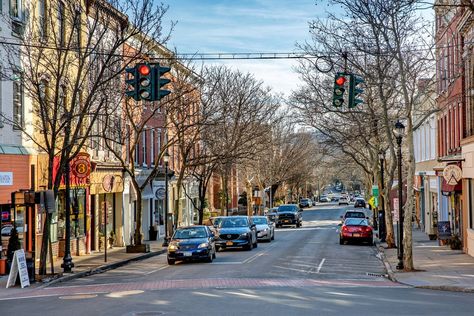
[12,74,23,129]
[142,131,147,166]
[150,130,154,166]
[10,0,22,21]
[58,1,65,47]
[157,128,162,165]
[38,0,46,39]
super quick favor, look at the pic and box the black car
[354,198,366,208]
[276,204,302,228]
[215,216,257,251]
[167,225,216,265]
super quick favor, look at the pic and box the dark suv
[276,204,302,228]
[354,198,366,208]
[215,216,258,251]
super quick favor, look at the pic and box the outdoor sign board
[437,221,451,240]
[0,172,13,185]
[6,249,30,288]
[443,165,462,185]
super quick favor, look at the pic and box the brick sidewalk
[377,227,474,292]
[0,239,166,298]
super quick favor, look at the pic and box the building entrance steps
[376,226,474,292]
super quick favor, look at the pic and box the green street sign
[372,185,379,197]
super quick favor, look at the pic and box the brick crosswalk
[0,277,405,301]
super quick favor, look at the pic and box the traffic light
[125,66,139,101]
[332,72,346,107]
[156,64,171,100]
[349,74,364,108]
[137,63,153,101]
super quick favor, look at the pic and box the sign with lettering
[443,165,462,185]
[6,249,30,288]
[0,172,13,185]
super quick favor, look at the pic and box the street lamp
[394,120,405,270]
[62,160,74,273]
[378,150,386,242]
[162,152,170,247]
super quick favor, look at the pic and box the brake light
[342,226,349,232]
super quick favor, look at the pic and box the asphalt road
[1,203,474,315]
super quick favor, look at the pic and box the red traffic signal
[138,64,151,76]
[335,76,346,86]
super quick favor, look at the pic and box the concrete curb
[374,241,397,283]
[39,249,167,288]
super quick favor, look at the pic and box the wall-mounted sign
[102,175,115,192]
[443,165,462,185]
[155,187,165,200]
[0,172,13,185]
[71,155,91,179]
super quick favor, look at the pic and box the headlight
[263,228,268,232]
[239,233,248,239]
[198,242,209,249]
[168,244,178,251]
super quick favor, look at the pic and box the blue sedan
[167,225,216,265]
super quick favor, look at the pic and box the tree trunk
[403,115,415,271]
[134,186,143,246]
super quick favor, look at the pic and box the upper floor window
[58,1,65,47]
[10,0,22,21]
[38,0,47,40]
[12,74,24,130]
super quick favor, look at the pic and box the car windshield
[278,205,297,212]
[252,217,268,225]
[220,217,248,228]
[173,227,207,239]
[345,212,365,218]
[212,217,224,227]
[345,218,368,226]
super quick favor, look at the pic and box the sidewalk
[377,227,474,292]
[0,238,167,297]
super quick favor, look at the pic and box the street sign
[372,185,379,197]
[6,249,30,288]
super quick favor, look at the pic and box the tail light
[342,226,349,232]
[361,226,372,232]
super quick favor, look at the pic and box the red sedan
[339,218,373,245]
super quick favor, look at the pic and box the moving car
[339,218,374,245]
[215,216,257,251]
[167,225,216,265]
[340,210,368,224]
[354,198,366,208]
[299,198,313,208]
[252,216,275,242]
[276,204,302,228]
[318,195,331,202]
[338,196,350,205]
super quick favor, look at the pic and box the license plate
[284,220,290,223]
[183,251,192,257]
[353,233,360,237]
[226,241,233,246]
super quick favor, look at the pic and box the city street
[1,204,473,315]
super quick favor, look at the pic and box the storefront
[89,165,124,251]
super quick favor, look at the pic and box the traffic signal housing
[349,74,364,108]
[137,63,153,101]
[156,64,171,100]
[333,72,346,107]
[125,66,139,101]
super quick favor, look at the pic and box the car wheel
[167,258,175,265]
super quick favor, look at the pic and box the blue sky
[161,0,323,96]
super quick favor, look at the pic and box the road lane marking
[144,265,169,275]
[316,258,326,273]
[211,262,243,265]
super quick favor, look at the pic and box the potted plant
[448,234,462,250]
[108,231,115,249]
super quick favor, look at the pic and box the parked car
[251,216,275,242]
[338,196,350,205]
[339,218,374,245]
[319,195,331,203]
[167,225,216,265]
[266,209,278,224]
[276,204,302,228]
[354,198,366,208]
[215,216,257,251]
[299,198,313,208]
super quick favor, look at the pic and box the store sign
[443,165,462,185]
[6,249,30,288]
[0,172,13,185]
[155,187,165,200]
[71,154,91,179]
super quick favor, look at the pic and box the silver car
[251,216,275,242]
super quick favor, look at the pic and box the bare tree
[0,0,173,272]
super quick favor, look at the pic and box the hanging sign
[443,165,462,185]
[6,249,30,288]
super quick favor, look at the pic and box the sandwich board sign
[6,249,30,288]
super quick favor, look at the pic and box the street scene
[1,0,474,315]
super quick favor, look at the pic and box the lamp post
[394,120,405,270]
[62,159,74,273]
[378,150,386,242]
[162,152,170,247]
